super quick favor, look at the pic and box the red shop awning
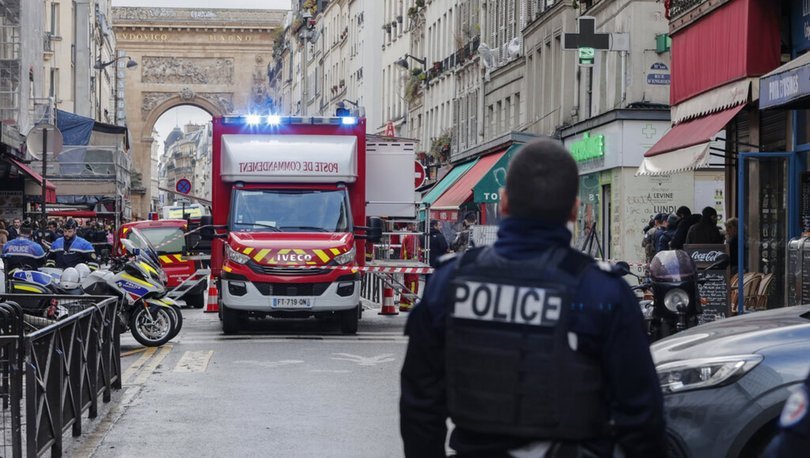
[431,150,507,211]
[47,210,97,218]
[637,104,746,176]
[7,156,57,203]
[670,0,780,107]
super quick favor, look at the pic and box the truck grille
[247,260,330,276]
[253,282,331,296]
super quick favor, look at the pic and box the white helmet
[75,263,91,280]
[59,267,81,290]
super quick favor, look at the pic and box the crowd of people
[0,217,113,272]
[642,205,738,265]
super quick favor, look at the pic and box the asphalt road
[67,304,410,458]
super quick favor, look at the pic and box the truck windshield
[230,189,351,233]
[136,227,186,254]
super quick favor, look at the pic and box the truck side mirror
[199,215,215,240]
[366,217,383,243]
[185,232,202,251]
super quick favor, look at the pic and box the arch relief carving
[141,56,234,85]
[141,92,234,119]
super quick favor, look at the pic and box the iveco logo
[277,254,313,262]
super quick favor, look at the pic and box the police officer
[764,371,810,457]
[2,221,46,271]
[47,218,98,269]
[400,139,665,457]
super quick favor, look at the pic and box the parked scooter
[81,238,182,347]
[618,250,727,342]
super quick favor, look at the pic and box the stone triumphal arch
[112,7,286,217]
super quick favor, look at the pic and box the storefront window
[741,156,788,310]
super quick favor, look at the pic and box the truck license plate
[272,298,312,308]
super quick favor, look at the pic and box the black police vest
[445,246,606,440]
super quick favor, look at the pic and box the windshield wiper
[280,226,330,232]
[237,222,281,231]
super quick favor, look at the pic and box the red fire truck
[202,115,416,335]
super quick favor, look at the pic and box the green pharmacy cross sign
[569,132,605,162]
[578,47,595,66]
[563,16,611,68]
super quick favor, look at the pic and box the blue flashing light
[245,114,262,125]
[341,116,357,125]
[266,115,282,125]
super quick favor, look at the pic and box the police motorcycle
[4,258,89,319]
[81,237,182,347]
[618,250,727,342]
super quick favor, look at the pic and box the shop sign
[684,244,730,323]
[647,62,671,86]
[793,0,810,54]
[760,64,810,109]
[569,132,605,162]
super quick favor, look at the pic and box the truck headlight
[333,247,356,265]
[664,288,690,313]
[225,245,251,265]
[657,355,762,394]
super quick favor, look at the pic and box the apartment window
[49,67,59,100]
[505,97,512,130]
[50,3,60,36]
[514,93,521,128]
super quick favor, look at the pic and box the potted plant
[396,15,403,23]
[416,0,425,8]
[382,23,392,33]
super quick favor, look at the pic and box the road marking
[133,345,173,385]
[310,369,352,374]
[121,347,156,384]
[331,353,396,366]
[121,348,147,357]
[173,350,214,373]
[234,359,304,369]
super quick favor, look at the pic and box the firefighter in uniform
[400,139,665,458]
[765,371,810,458]
[2,222,46,271]
[399,223,421,311]
[47,219,98,270]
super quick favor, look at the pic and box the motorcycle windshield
[649,250,696,282]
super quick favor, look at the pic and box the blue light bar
[245,114,262,125]
[266,115,282,125]
[341,116,357,125]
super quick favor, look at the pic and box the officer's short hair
[19,222,32,236]
[505,138,579,223]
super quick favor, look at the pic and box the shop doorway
[737,152,799,315]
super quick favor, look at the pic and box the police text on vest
[453,281,561,326]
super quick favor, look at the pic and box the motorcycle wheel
[129,305,176,347]
[167,304,183,340]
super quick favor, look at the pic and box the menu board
[684,244,729,323]
[0,191,24,223]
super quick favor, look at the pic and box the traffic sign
[414,161,426,189]
[176,178,192,195]
[26,124,63,160]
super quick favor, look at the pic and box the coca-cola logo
[691,251,724,263]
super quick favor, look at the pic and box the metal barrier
[0,295,121,458]
[360,272,385,305]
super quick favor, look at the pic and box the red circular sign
[176,178,192,195]
[414,161,426,189]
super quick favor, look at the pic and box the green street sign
[569,132,605,162]
[578,47,595,67]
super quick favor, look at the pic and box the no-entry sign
[414,161,426,189]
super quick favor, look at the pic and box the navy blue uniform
[48,235,97,269]
[765,372,810,458]
[2,237,46,270]
[400,217,665,457]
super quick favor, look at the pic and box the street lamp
[395,54,427,70]
[94,56,137,121]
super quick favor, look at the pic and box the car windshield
[137,227,185,254]
[230,189,351,233]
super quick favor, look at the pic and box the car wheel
[739,420,778,458]
[339,305,359,335]
[221,304,243,335]
[185,290,205,309]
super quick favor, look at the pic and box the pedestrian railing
[0,295,121,458]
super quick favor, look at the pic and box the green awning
[421,159,478,206]
[472,144,522,203]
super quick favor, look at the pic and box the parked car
[651,305,810,458]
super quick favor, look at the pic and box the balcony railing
[30,146,131,196]
[669,0,706,20]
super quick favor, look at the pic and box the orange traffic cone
[204,274,219,313]
[378,286,399,316]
